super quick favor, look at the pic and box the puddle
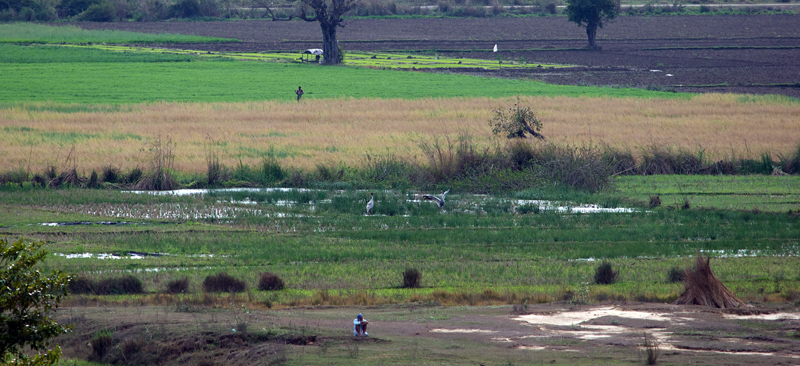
[40,221,134,226]
[123,188,637,216]
[430,328,498,334]
[722,312,800,321]
[54,252,220,260]
[510,200,636,214]
[55,252,148,260]
[516,306,678,327]
[123,187,314,196]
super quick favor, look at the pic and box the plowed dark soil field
[74,14,800,98]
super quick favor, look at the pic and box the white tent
[301,49,324,63]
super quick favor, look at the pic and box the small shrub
[203,272,246,293]
[96,275,143,295]
[489,99,545,140]
[69,275,95,294]
[667,267,685,283]
[642,332,661,365]
[261,157,285,184]
[166,277,190,294]
[258,272,285,291]
[88,170,100,188]
[126,167,143,184]
[402,268,422,288]
[101,165,120,183]
[32,174,47,188]
[649,195,661,208]
[89,329,114,361]
[594,261,619,285]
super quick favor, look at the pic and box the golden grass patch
[2,94,798,173]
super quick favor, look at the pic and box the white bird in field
[423,189,450,208]
[366,192,374,215]
[493,44,498,52]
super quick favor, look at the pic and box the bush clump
[166,277,190,294]
[96,275,143,295]
[402,268,422,288]
[89,330,115,361]
[69,275,95,294]
[203,272,246,293]
[667,266,685,283]
[594,261,619,285]
[258,272,285,291]
[70,275,143,295]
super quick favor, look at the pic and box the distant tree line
[0,0,561,22]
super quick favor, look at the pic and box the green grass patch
[0,23,237,44]
[614,175,800,212]
[0,49,684,104]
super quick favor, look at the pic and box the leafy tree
[489,100,545,140]
[297,0,358,64]
[265,0,357,65]
[1,238,71,366]
[565,0,619,49]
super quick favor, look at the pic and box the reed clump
[134,135,178,190]
[594,261,619,285]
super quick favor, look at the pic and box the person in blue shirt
[353,313,369,336]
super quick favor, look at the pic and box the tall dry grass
[1,94,798,174]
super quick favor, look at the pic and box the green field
[0,41,681,104]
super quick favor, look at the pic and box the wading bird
[366,192,374,215]
[423,189,450,208]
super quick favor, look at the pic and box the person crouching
[353,313,368,336]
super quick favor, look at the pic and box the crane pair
[366,189,450,215]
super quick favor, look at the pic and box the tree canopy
[565,0,619,49]
[297,0,358,64]
[1,237,71,366]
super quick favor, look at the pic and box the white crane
[366,192,374,215]
[423,189,450,208]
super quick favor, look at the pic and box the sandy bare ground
[56,302,800,365]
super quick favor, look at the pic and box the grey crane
[423,189,450,208]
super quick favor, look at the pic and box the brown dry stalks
[1,95,798,173]
[134,135,178,190]
[674,254,744,308]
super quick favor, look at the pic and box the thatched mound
[674,255,744,308]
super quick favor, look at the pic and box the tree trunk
[586,22,598,49]
[320,23,339,65]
